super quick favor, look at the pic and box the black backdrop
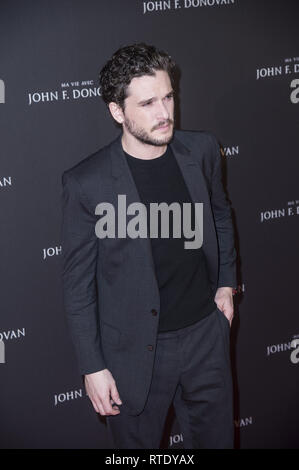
[1,0,298,449]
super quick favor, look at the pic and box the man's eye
[142,102,151,107]
[166,94,173,100]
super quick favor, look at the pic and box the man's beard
[123,116,174,146]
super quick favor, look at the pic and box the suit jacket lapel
[170,134,218,293]
[110,133,157,279]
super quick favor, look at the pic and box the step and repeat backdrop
[1,0,298,449]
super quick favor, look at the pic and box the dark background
[1,0,298,449]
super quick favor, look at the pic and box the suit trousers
[106,306,234,449]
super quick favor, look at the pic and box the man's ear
[108,102,124,124]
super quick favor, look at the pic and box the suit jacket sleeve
[208,133,237,289]
[61,171,107,375]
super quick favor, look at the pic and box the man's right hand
[84,369,122,416]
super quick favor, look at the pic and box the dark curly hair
[99,43,176,110]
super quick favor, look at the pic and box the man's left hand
[214,287,234,326]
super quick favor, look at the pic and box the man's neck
[121,133,168,160]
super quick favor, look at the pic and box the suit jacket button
[151,309,157,316]
[147,345,153,351]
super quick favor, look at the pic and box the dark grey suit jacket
[61,129,237,416]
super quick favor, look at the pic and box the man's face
[121,70,175,147]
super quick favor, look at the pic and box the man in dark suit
[61,43,237,449]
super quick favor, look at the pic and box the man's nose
[156,100,170,120]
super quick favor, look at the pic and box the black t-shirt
[124,145,216,332]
